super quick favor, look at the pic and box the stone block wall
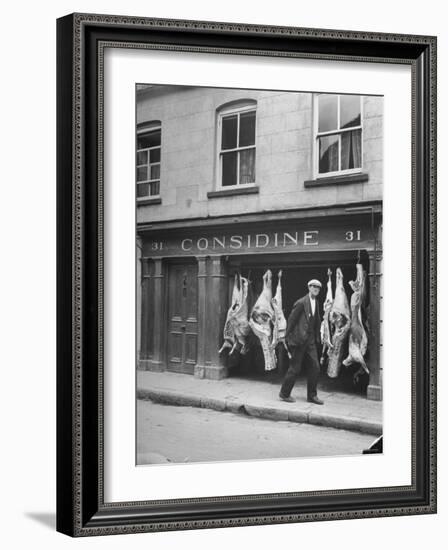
[136,85,383,224]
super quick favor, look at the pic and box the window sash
[136,159,161,180]
[317,131,362,176]
[137,125,161,198]
[137,181,160,198]
[220,147,256,187]
[316,125,362,138]
[136,143,161,197]
[315,95,363,176]
[219,108,256,187]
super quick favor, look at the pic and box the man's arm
[315,302,322,344]
[285,301,304,339]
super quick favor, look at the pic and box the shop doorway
[225,252,371,394]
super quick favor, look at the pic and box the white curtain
[239,148,256,184]
[341,129,362,170]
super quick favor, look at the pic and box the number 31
[345,230,361,241]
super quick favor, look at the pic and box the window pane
[150,164,160,180]
[239,111,256,147]
[150,148,160,163]
[319,135,339,173]
[150,181,160,196]
[239,148,255,184]
[137,183,149,197]
[318,95,338,133]
[137,150,148,165]
[340,95,361,129]
[138,129,161,149]
[137,166,148,182]
[222,152,237,186]
[341,129,362,170]
[221,115,238,150]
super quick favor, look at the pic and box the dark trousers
[280,338,320,399]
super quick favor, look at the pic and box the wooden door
[167,262,198,374]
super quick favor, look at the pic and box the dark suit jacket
[285,294,321,348]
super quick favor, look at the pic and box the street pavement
[137,370,382,435]
[137,401,377,464]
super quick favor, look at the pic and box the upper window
[136,122,161,198]
[218,103,256,187]
[315,94,362,177]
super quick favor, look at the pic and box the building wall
[137,85,383,398]
[136,86,383,224]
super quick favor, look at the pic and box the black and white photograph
[0,0,443,544]
[135,84,383,465]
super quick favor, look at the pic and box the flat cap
[307,279,322,288]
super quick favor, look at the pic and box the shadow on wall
[24,512,56,531]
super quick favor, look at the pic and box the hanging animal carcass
[327,267,351,378]
[249,269,277,371]
[320,269,334,365]
[218,273,251,356]
[343,263,369,382]
[271,270,291,358]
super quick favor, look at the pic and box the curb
[137,388,382,436]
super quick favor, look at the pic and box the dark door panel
[167,263,198,373]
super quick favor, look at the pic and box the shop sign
[143,223,376,257]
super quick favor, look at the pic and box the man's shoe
[279,393,295,403]
[307,396,324,405]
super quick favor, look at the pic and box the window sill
[304,172,369,188]
[137,197,162,206]
[207,186,259,199]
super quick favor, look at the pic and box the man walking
[279,279,324,405]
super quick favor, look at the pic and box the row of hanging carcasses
[218,269,287,371]
[219,264,370,380]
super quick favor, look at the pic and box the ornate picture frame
[56,13,436,536]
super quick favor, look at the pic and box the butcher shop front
[137,202,383,400]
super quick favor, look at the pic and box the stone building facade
[136,85,383,400]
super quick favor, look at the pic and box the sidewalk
[137,370,382,436]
